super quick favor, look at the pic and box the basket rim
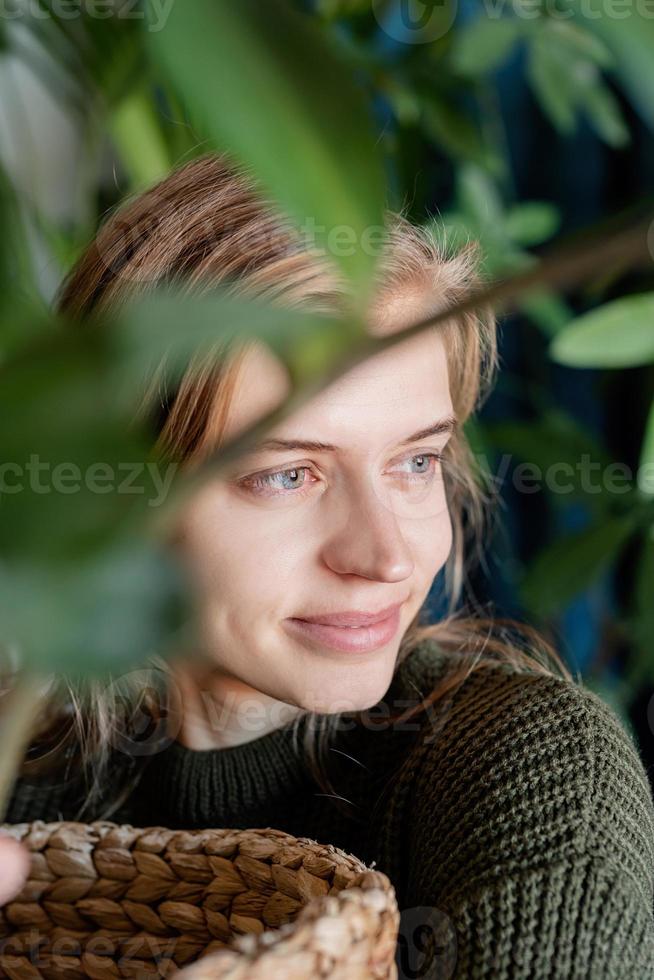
[0,819,400,979]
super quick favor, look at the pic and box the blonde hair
[16,152,572,821]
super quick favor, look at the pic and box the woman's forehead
[216,323,451,451]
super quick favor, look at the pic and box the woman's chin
[294,668,396,716]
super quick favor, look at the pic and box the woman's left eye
[395,452,443,477]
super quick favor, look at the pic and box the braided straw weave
[0,821,400,979]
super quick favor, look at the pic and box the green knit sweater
[5,640,654,978]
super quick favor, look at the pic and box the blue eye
[409,454,434,473]
[264,468,307,491]
[242,466,313,496]
[397,452,443,477]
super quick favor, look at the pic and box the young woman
[5,153,654,977]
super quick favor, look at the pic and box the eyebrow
[253,414,458,454]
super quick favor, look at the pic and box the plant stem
[0,668,48,824]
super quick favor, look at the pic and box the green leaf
[112,286,362,398]
[544,20,614,69]
[0,323,157,563]
[0,301,55,367]
[457,164,505,229]
[638,399,654,497]
[110,85,172,189]
[381,75,422,126]
[147,0,386,305]
[0,539,191,677]
[527,36,577,134]
[522,512,638,614]
[575,1,654,130]
[524,21,627,147]
[550,294,654,368]
[504,202,560,246]
[579,76,630,148]
[0,164,38,313]
[451,16,524,77]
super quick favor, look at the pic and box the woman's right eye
[239,466,317,497]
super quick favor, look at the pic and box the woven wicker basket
[0,821,400,979]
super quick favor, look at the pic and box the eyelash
[238,452,444,499]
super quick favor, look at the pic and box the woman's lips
[285,605,403,653]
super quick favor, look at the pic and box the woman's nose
[320,480,415,582]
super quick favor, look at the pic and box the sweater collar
[134,639,448,829]
[136,711,314,829]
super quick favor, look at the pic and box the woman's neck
[166,655,305,750]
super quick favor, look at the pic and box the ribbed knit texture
[6,640,654,978]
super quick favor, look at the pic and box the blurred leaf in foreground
[0,321,155,563]
[147,0,386,304]
[0,538,191,680]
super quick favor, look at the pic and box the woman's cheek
[416,501,453,575]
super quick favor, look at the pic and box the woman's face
[174,290,455,715]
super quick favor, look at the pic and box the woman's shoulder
[377,644,654,977]
[396,637,653,785]
[388,640,654,901]
[400,639,654,823]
